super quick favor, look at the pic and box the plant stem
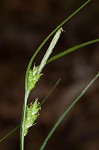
[20,91,29,150]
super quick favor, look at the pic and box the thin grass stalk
[40,72,99,150]
[47,39,99,64]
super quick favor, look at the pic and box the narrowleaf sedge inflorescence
[0,2,99,150]
[24,99,41,136]
[27,65,42,92]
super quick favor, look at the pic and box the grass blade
[41,78,61,106]
[47,39,99,64]
[40,72,99,150]
[0,125,20,143]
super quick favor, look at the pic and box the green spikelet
[24,99,41,136]
[27,65,42,91]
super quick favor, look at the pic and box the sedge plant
[0,0,99,150]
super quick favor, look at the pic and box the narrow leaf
[40,72,99,150]
[47,39,99,64]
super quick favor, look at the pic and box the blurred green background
[0,0,99,150]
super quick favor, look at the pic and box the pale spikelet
[24,99,41,136]
[27,65,42,91]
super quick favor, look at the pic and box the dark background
[0,0,99,150]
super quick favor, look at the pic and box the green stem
[20,91,29,150]
[47,39,99,64]
[40,72,99,150]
